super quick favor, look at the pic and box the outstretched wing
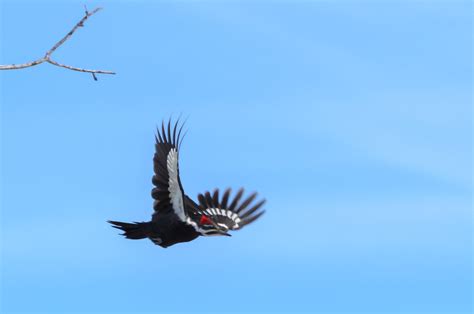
[195,188,266,230]
[151,119,187,221]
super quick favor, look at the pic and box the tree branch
[0,7,116,80]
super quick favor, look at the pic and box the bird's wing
[151,119,187,221]
[196,188,266,230]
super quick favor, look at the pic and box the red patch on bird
[199,215,213,225]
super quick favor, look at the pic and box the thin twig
[46,59,115,75]
[0,7,115,80]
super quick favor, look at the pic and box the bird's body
[149,215,200,247]
[109,119,265,248]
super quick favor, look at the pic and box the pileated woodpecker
[108,119,266,248]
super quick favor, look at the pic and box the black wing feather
[151,119,188,220]
[236,192,257,213]
[228,188,244,212]
[221,188,231,208]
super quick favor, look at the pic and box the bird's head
[194,214,232,237]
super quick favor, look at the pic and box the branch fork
[0,7,115,80]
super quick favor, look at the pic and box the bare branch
[43,7,102,60]
[0,59,46,70]
[46,59,115,75]
[0,7,115,79]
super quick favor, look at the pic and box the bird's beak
[219,231,232,237]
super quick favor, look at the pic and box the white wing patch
[218,223,229,230]
[205,207,241,229]
[167,148,186,221]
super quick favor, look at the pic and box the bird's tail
[108,220,152,239]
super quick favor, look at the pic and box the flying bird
[108,119,266,248]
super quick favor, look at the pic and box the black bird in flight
[108,119,266,248]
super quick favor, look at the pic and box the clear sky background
[1,1,472,313]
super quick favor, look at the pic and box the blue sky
[1,1,472,313]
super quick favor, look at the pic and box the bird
[108,119,266,248]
